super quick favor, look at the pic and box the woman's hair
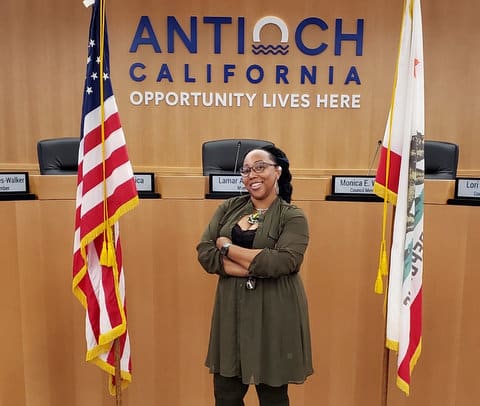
[261,145,293,203]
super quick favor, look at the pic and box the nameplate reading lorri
[455,178,480,199]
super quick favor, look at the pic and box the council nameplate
[134,173,154,192]
[326,175,382,202]
[455,178,480,198]
[134,172,160,198]
[0,172,36,200]
[332,175,375,194]
[447,177,480,206]
[210,174,247,193]
[0,172,28,193]
[206,174,247,199]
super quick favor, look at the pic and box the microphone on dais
[367,139,382,176]
[233,140,242,174]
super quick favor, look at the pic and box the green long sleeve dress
[197,195,313,387]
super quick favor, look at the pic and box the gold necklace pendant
[247,212,260,225]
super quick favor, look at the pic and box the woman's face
[241,149,281,202]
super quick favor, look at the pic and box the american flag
[72,0,138,395]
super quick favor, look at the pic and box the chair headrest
[37,138,80,175]
[424,140,459,180]
[202,139,274,176]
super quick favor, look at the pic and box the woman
[197,145,313,406]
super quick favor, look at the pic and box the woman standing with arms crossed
[197,145,313,406]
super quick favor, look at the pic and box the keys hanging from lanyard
[246,276,256,290]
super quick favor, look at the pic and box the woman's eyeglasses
[239,161,277,177]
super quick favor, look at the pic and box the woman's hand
[215,237,249,277]
[216,236,232,250]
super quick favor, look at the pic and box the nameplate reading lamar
[210,175,247,193]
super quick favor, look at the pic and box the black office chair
[424,140,459,179]
[202,139,275,176]
[37,137,80,175]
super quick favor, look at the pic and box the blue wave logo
[252,44,289,55]
[252,16,289,55]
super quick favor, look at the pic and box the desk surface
[27,174,456,204]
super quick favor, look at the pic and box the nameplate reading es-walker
[0,172,28,193]
[0,172,36,200]
[326,175,383,202]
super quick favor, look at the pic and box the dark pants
[214,374,289,406]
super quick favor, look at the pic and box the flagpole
[380,206,396,406]
[381,345,389,406]
[114,338,122,405]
